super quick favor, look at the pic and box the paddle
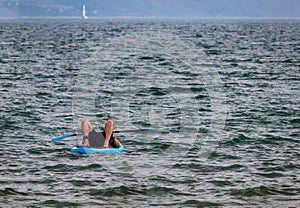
[51,127,155,142]
[51,133,80,142]
[114,127,154,133]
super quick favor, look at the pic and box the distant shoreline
[1,16,300,21]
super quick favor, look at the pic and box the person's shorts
[88,129,118,148]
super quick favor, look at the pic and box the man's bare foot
[103,140,109,148]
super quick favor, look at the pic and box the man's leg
[113,138,121,148]
[81,119,93,146]
[103,120,114,148]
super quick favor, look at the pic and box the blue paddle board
[71,145,124,154]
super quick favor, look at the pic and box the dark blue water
[0,19,299,207]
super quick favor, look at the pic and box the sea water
[0,19,299,207]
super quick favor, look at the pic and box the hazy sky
[1,0,300,18]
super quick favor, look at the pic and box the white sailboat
[82,4,88,19]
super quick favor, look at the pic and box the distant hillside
[1,0,300,18]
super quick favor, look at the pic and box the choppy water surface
[0,19,299,207]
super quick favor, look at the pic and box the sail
[82,4,88,19]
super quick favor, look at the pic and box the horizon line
[1,16,300,20]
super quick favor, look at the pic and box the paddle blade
[51,133,78,142]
